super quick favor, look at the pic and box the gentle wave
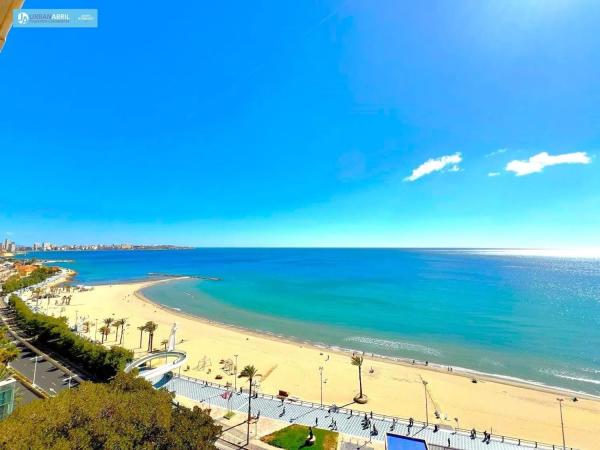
[346,336,441,357]
[541,368,600,385]
[462,248,600,259]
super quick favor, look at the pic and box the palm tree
[99,325,110,344]
[144,321,158,352]
[112,321,120,341]
[351,353,368,404]
[161,339,169,351]
[103,317,114,330]
[118,318,128,345]
[240,365,258,444]
[137,325,145,348]
[82,320,90,334]
[113,318,126,342]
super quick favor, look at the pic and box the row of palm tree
[93,318,159,352]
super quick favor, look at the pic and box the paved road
[9,343,79,394]
[1,302,86,394]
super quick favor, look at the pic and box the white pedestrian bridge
[124,351,188,383]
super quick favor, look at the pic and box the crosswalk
[163,375,563,450]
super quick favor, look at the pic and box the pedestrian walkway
[163,375,571,450]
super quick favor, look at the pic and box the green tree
[240,364,258,444]
[0,371,221,450]
[1,266,59,294]
[0,327,18,365]
[9,294,132,380]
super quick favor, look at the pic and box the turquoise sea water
[22,248,600,395]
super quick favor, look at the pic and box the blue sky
[1,0,599,247]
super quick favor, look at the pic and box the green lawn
[261,424,338,450]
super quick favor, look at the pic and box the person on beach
[315,417,318,426]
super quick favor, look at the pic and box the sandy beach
[47,278,600,449]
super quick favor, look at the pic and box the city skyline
[2,1,600,247]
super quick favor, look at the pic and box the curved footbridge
[124,351,188,383]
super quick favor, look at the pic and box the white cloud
[488,172,500,177]
[486,148,507,158]
[404,152,462,182]
[505,151,591,176]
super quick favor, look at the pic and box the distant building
[42,242,52,251]
[0,239,16,254]
[33,243,41,251]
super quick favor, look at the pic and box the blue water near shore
[21,248,600,395]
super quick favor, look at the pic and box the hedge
[8,295,133,381]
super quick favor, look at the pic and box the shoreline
[133,278,600,402]
[48,275,600,448]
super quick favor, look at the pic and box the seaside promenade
[164,375,573,450]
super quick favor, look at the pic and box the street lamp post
[319,366,324,407]
[557,398,566,450]
[234,354,239,391]
[31,356,39,387]
[422,380,429,425]
[94,318,98,341]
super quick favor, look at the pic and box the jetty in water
[147,273,221,281]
